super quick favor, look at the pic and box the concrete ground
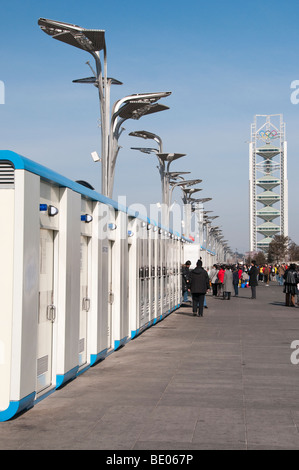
[1,282,299,450]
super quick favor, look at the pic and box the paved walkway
[1,282,299,450]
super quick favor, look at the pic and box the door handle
[47,305,56,322]
[108,292,114,305]
[82,297,90,312]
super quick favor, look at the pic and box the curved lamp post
[158,153,187,208]
[129,131,186,208]
[130,147,159,155]
[169,179,202,201]
[191,200,214,261]
[129,130,190,227]
[129,130,163,152]
[169,178,203,238]
[38,18,171,198]
[190,197,212,208]
[108,93,170,197]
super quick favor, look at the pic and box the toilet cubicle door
[166,237,171,307]
[151,234,156,318]
[162,236,167,313]
[79,235,90,367]
[37,228,56,393]
[138,236,145,325]
[170,238,174,307]
[144,235,150,323]
[107,240,114,350]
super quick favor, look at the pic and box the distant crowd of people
[182,259,299,316]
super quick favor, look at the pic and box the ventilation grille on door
[37,355,48,376]
[79,338,85,354]
[0,161,15,188]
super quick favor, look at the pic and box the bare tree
[268,235,290,264]
[288,241,299,262]
[254,251,267,266]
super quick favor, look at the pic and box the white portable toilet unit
[0,150,186,421]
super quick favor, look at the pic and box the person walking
[249,260,259,299]
[182,260,191,303]
[259,266,264,282]
[209,264,219,297]
[238,266,243,284]
[283,264,299,307]
[241,270,249,287]
[217,265,225,297]
[278,265,285,286]
[232,267,239,297]
[264,264,270,286]
[223,266,234,300]
[189,259,210,317]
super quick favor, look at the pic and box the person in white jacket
[223,266,234,300]
[209,264,219,297]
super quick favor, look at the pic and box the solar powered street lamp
[169,179,202,207]
[167,171,191,179]
[111,93,170,127]
[129,130,186,208]
[131,147,159,155]
[129,130,189,227]
[191,200,214,261]
[180,187,203,204]
[38,18,171,198]
[108,93,170,197]
[157,153,187,209]
[38,18,111,192]
[129,130,163,152]
[168,178,202,238]
[37,18,107,54]
[190,197,212,206]
[169,178,202,192]
[173,183,203,236]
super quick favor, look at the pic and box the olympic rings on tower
[259,130,278,140]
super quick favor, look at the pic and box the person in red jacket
[217,265,225,297]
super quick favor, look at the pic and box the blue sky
[1,0,299,252]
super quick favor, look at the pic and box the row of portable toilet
[0,150,190,421]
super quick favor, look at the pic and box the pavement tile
[1,283,299,450]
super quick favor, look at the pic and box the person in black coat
[283,264,299,307]
[248,260,259,299]
[189,259,210,317]
[232,267,239,297]
[182,260,191,302]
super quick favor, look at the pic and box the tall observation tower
[249,114,288,253]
